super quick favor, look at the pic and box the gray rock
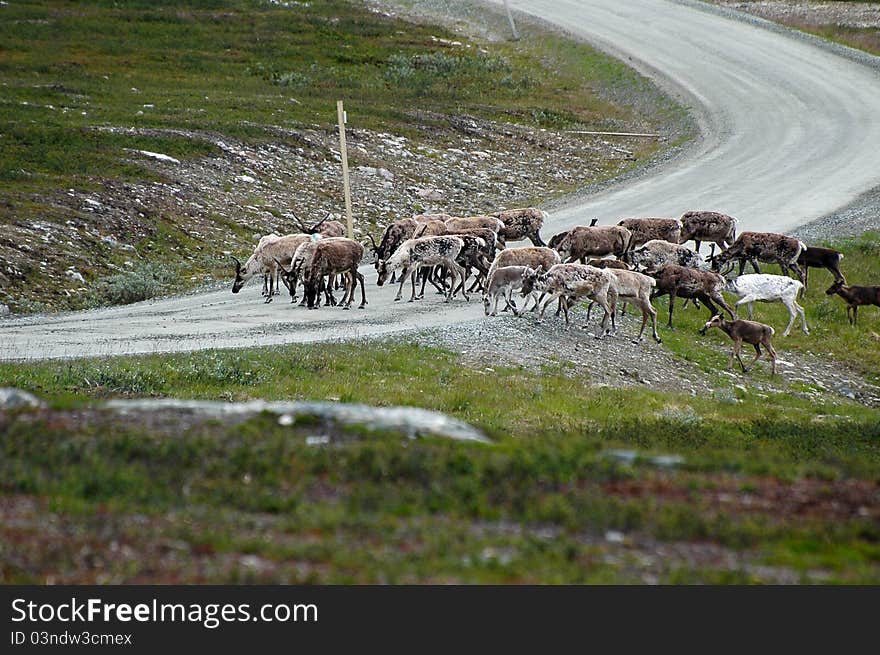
[0,388,45,410]
[0,304,10,318]
[105,399,491,444]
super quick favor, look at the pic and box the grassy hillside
[2,232,878,584]
[0,0,685,313]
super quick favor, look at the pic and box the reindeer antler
[414,224,428,239]
[367,233,378,251]
[231,256,242,272]
[307,214,329,233]
[290,212,310,234]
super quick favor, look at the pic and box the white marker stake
[337,100,354,239]
[503,0,519,40]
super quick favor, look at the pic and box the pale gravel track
[3,0,880,362]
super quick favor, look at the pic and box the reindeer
[825,280,880,326]
[617,217,682,248]
[520,263,617,334]
[710,231,806,285]
[291,213,346,237]
[625,239,705,273]
[231,233,311,302]
[377,235,467,303]
[699,314,778,375]
[491,207,547,247]
[554,225,632,263]
[799,246,845,292]
[483,265,539,316]
[368,218,419,284]
[679,211,738,253]
[301,238,366,310]
[606,269,662,343]
[276,236,335,305]
[445,215,504,236]
[650,265,734,328]
[726,274,808,337]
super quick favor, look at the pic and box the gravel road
[3,0,880,362]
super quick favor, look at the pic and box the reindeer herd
[231,208,880,376]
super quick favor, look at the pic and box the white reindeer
[726,273,808,337]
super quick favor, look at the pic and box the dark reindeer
[825,280,880,326]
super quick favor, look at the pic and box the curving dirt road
[2,0,880,361]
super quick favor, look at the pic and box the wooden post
[337,100,354,239]
[503,0,519,40]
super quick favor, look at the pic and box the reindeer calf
[699,315,777,375]
[483,266,538,316]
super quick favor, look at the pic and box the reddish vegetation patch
[603,475,880,521]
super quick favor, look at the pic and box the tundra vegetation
[2,231,879,584]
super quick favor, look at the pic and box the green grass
[0,0,669,203]
[3,331,879,582]
[659,231,880,385]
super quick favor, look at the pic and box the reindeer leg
[734,295,755,320]
[797,300,808,334]
[781,299,797,337]
[667,291,677,328]
[594,294,613,338]
[735,340,748,373]
[415,268,428,301]
[751,343,762,371]
[766,340,778,375]
[646,295,661,343]
[341,271,353,309]
[491,292,501,316]
[357,272,367,309]
[409,268,419,302]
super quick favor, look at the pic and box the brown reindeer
[825,280,880,326]
[617,217,682,248]
[650,265,734,328]
[555,225,632,263]
[301,238,366,310]
[679,211,738,253]
[699,314,777,375]
[710,231,806,284]
[491,207,547,247]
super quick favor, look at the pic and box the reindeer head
[554,233,574,259]
[274,258,294,293]
[376,259,390,286]
[231,256,247,293]
[548,231,568,251]
[520,265,545,296]
[825,280,845,296]
[707,246,733,273]
[699,314,725,335]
